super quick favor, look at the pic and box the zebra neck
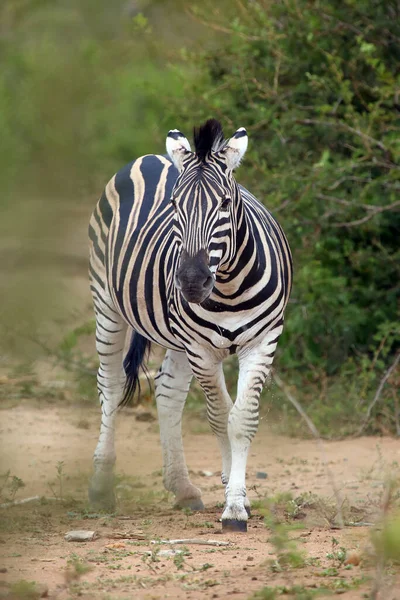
[217,199,257,285]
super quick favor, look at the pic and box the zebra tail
[120,332,151,407]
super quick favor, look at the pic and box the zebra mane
[193,119,225,162]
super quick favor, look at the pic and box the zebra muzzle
[175,249,214,304]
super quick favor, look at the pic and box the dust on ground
[0,402,399,599]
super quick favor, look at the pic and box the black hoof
[175,497,205,511]
[222,519,247,532]
[245,505,251,517]
[88,485,116,511]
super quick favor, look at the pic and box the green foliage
[1,0,399,434]
[0,471,26,502]
[47,461,66,501]
[56,321,98,404]
[8,580,41,600]
[0,0,189,356]
[326,537,347,566]
[251,584,322,599]
[0,1,184,202]
[67,553,93,577]
[372,513,400,564]
[164,0,400,433]
[257,493,308,571]
[173,548,190,570]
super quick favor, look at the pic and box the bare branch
[356,352,400,436]
[330,200,400,228]
[317,193,400,213]
[317,193,366,209]
[185,8,263,41]
[273,372,344,528]
[273,198,293,213]
[151,538,230,547]
[295,118,389,153]
[0,496,59,508]
[319,11,364,37]
[27,335,97,376]
[327,176,372,191]
[335,159,397,172]
[327,177,400,192]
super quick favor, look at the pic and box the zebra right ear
[166,130,192,172]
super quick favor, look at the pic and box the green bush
[158,0,400,434]
[1,0,398,434]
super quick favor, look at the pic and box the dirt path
[0,403,399,599]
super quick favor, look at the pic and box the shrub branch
[357,352,400,436]
[273,372,344,528]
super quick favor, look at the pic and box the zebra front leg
[190,362,233,493]
[89,300,128,510]
[155,349,204,511]
[222,339,278,532]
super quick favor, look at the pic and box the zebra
[88,119,292,532]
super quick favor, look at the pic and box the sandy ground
[0,403,399,599]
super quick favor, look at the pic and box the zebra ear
[166,129,192,172]
[221,127,248,170]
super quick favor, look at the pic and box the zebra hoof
[175,497,205,512]
[222,519,247,533]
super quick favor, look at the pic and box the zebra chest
[170,300,267,353]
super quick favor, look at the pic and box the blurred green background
[0,0,399,436]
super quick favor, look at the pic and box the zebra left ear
[221,127,248,170]
[166,129,192,172]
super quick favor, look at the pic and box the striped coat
[89,119,292,531]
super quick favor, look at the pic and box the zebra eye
[220,197,231,211]
[171,198,177,211]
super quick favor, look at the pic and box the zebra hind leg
[155,349,204,511]
[89,299,129,510]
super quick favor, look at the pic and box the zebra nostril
[203,275,213,289]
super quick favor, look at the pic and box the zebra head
[166,119,248,304]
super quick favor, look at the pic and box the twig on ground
[0,495,50,508]
[348,521,374,527]
[356,352,400,436]
[108,531,146,540]
[150,538,230,547]
[273,372,344,528]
